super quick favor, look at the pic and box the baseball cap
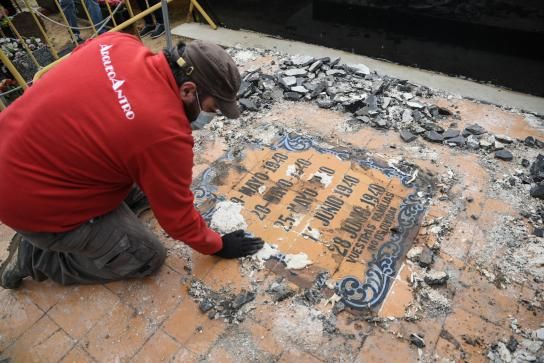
[178,40,241,119]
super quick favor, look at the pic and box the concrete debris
[424,270,449,285]
[410,333,426,348]
[189,280,256,323]
[464,123,487,135]
[495,150,514,161]
[267,280,296,302]
[400,129,417,143]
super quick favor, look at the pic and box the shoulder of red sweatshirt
[0,32,222,254]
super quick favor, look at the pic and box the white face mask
[191,92,216,130]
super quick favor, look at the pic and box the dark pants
[17,187,165,286]
[136,0,164,26]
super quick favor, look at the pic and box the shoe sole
[150,30,165,39]
[0,233,23,289]
[139,32,152,38]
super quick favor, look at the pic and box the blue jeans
[60,0,104,35]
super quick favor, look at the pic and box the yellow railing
[0,0,218,109]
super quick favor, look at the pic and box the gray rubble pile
[230,49,544,167]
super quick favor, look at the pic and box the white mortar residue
[254,243,313,270]
[210,201,248,234]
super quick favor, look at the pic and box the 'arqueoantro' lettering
[99,44,135,120]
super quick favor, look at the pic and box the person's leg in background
[1,200,165,288]
[60,0,83,42]
[84,0,106,34]
[147,0,165,39]
[135,0,157,38]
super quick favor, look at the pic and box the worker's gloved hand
[214,230,264,259]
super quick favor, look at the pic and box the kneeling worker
[0,32,263,289]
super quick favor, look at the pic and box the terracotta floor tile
[47,284,120,340]
[454,265,538,330]
[83,302,154,362]
[132,330,182,363]
[21,279,76,312]
[59,345,95,363]
[105,265,184,326]
[162,298,212,344]
[377,277,413,318]
[357,327,419,363]
[184,316,226,355]
[439,219,482,261]
[241,319,284,357]
[191,252,221,280]
[203,345,237,363]
[202,258,252,293]
[170,346,199,362]
[278,349,323,363]
[200,320,283,362]
[308,334,364,363]
[2,315,74,363]
[0,289,45,351]
[439,307,508,362]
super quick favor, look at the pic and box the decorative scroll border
[193,133,426,309]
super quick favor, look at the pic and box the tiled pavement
[1,60,543,361]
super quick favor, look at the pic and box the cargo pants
[16,187,166,285]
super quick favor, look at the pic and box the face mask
[191,92,216,130]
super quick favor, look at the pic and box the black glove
[214,230,264,259]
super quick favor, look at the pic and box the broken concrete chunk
[239,98,259,112]
[199,299,214,313]
[447,135,466,147]
[330,57,341,67]
[407,246,423,261]
[442,129,460,139]
[406,101,424,109]
[308,60,323,73]
[535,328,544,341]
[418,247,434,267]
[317,98,333,109]
[400,129,417,143]
[284,68,308,77]
[237,81,253,98]
[464,123,487,135]
[231,291,256,309]
[524,136,536,147]
[412,125,426,134]
[424,270,449,285]
[495,134,514,144]
[466,135,480,149]
[494,141,505,150]
[283,92,304,101]
[280,76,297,87]
[381,97,391,109]
[530,184,544,199]
[428,105,452,117]
[374,119,389,129]
[347,63,370,76]
[402,109,414,123]
[423,130,444,143]
[530,154,544,182]
[290,55,315,66]
[291,85,309,94]
[495,150,513,161]
[479,138,494,149]
[326,69,347,77]
[410,333,426,348]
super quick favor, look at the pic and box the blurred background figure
[136,0,164,39]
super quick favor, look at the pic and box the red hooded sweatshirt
[0,32,222,254]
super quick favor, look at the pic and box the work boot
[139,24,156,38]
[0,233,28,289]
[131,196,151,217]
[150,23,165,39]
